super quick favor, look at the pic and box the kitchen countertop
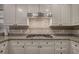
[0,35,79,43]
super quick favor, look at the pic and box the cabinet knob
[60,47,62,49]
[0,50,3,53]
[22,46,24,48]
[39,46,42,48]
[3,44,5,46]
[60,52,62,54]
[38,46,42,48]
[31,42,33,44]
[17,42,19,44]
[46,42,48,44]
[60,42,62,44]
[75,45,77,47]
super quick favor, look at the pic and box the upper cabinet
[4,5,16,25]
[51,5,71,26]
[4,4,79,26]
[72,5,79,25]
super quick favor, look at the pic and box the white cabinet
[55,40,70,54]
[25,40,39,54]
[52,5,71,25]
[72,5,79,25]
[71,41,79,54]
[4,5,16,25]
[0,41,8,54]
[8,39,70,54]
[9,40,24,54]
[39,40,52,54]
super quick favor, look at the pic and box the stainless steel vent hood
[27,12,52,17]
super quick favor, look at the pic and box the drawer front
[39,40,52,45]
[10,40,24,46]
[10,44,24,49]
[25,40,33,45]
[32,40,39,46]
[55,40,69,45]
[55,50,69,54]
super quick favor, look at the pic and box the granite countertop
[7,36,70,40]
[0,35,79,43]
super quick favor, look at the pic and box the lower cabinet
[55,40,70,54]
[0,41,8,54]
[8,39,70,54]
[39,40,54,54]
[71,41,79,54]
[25,40,39,54]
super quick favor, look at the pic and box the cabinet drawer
[55,50,69,54]
[31,40,39,46]
[55,40,69,46]
[10,45,24,49]
[25,40,34,45]
[10,40,24,46]
[39,40,52,45]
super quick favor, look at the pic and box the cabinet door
[39,45,52,54]
[0,41,8,54]
[10,40,24,46]
[4,5,16,25]
[25,40,39,54]
[9,45,24,54]
[39,40,52,54]
[55,40,70,54]
[9,40,24,54]
[71,41,79,54]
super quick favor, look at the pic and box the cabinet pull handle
[60,47,62,49]
[3,44,5,46]
[17,42,19,44]
[60,52,62,54]
[0,50,3,53]
[46,42,48,44]
[32,42,33,44]
[38,46,39,48]
[60,42,62,44]
[75,45,77,47]
[39,46,42,48]
[22,46,24,48]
